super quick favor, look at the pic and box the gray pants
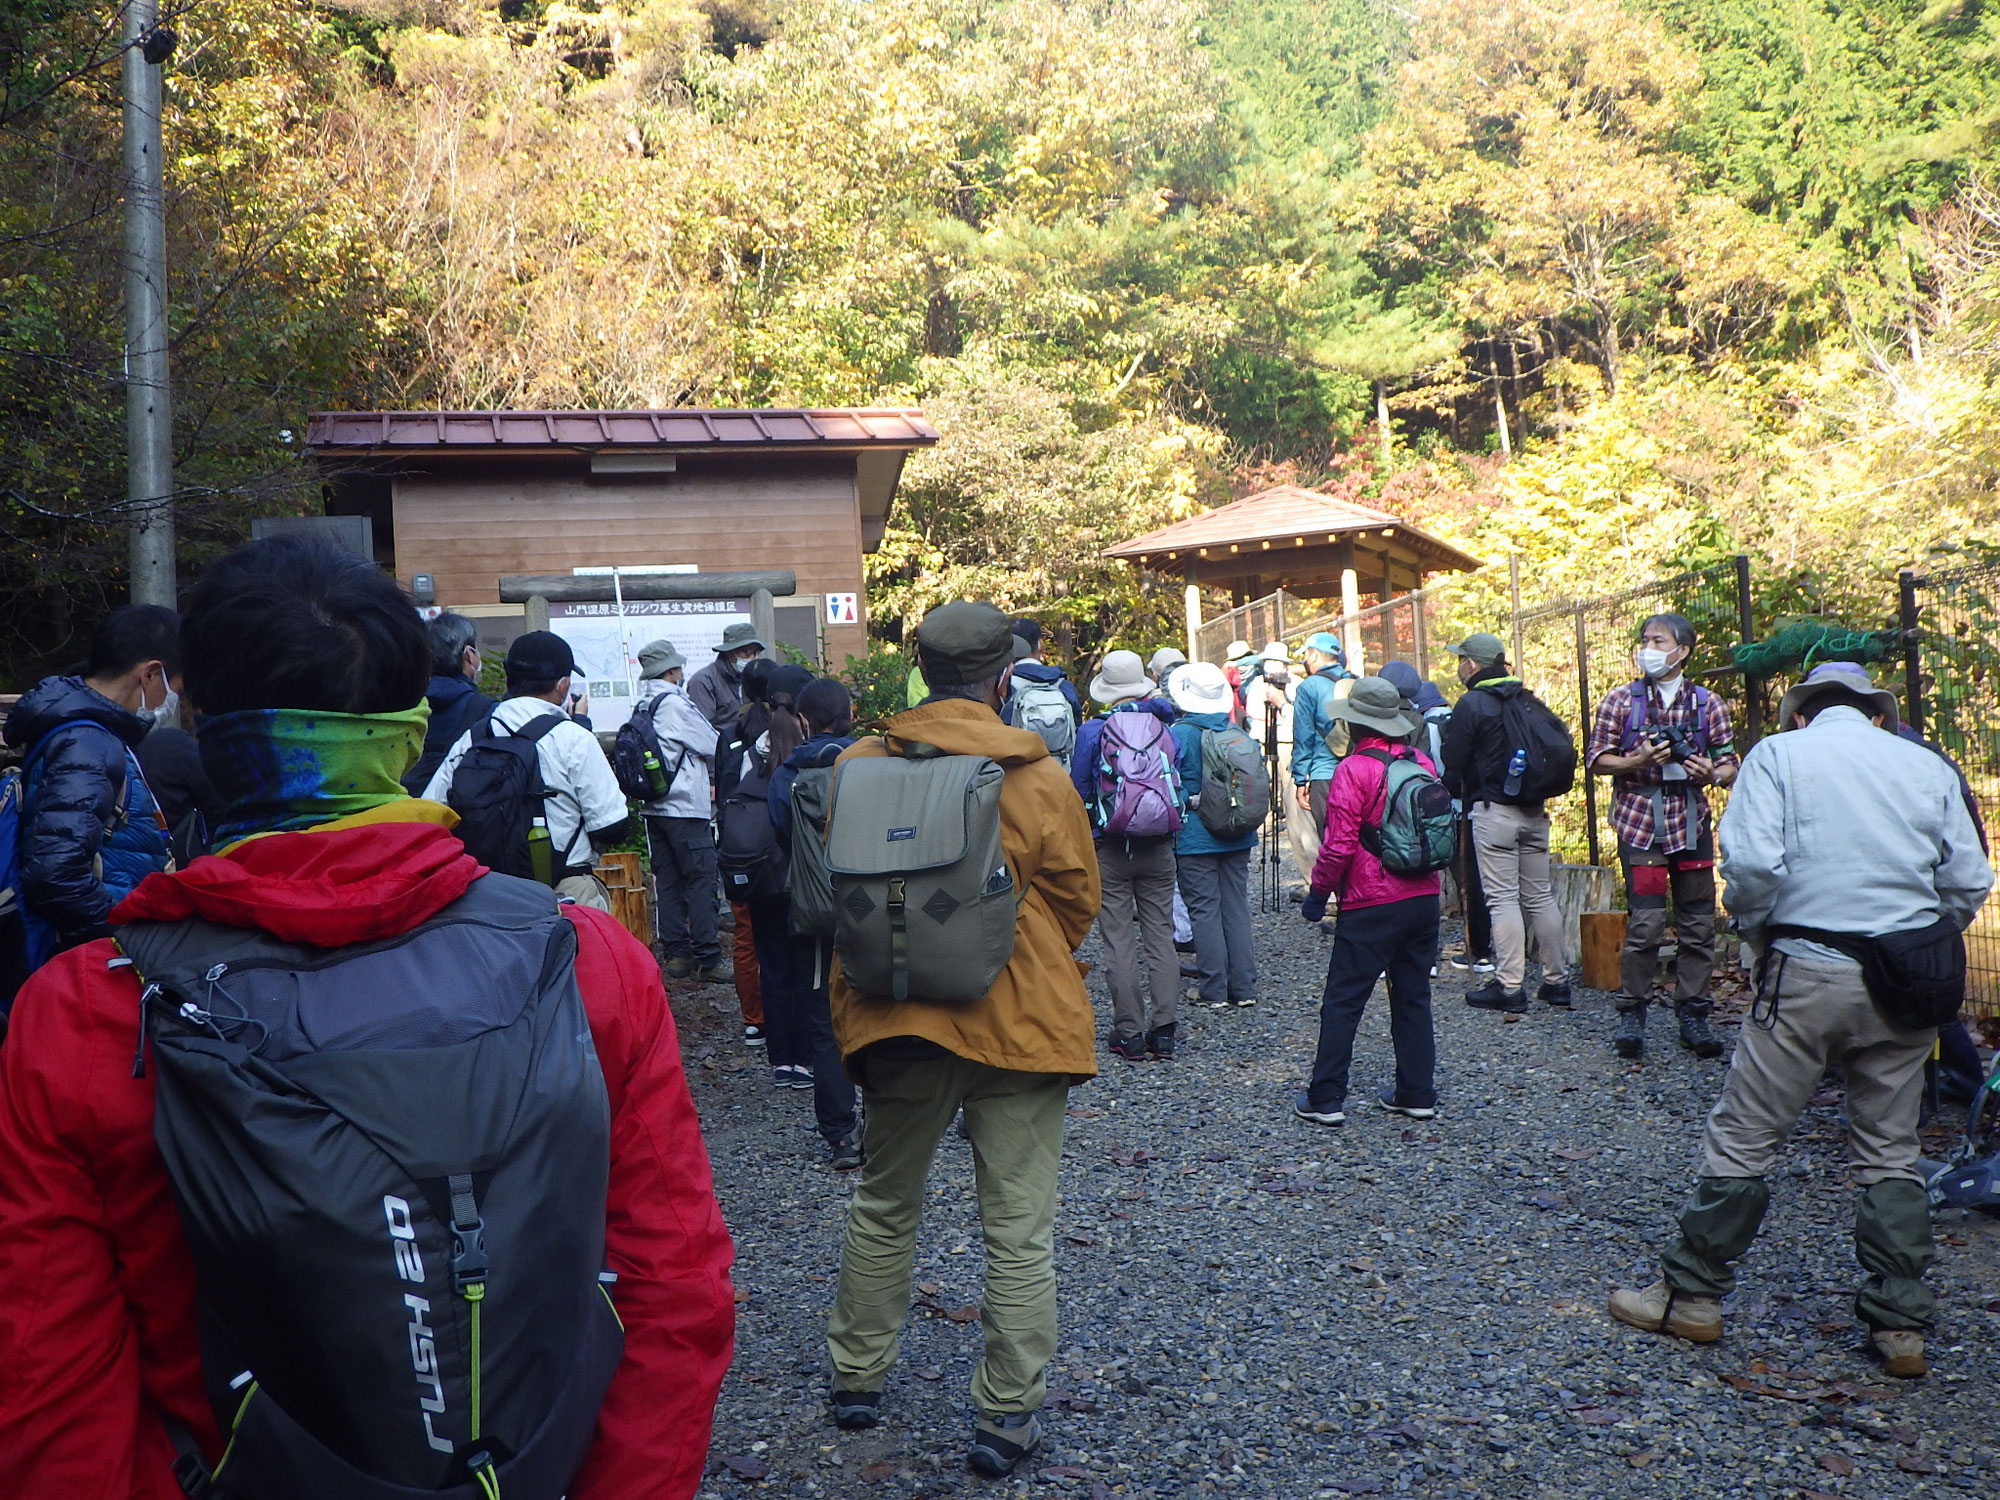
[1178,847,1255,1006]
[1096,837,1179,1039]
[1470,801,1566,990]
[1617,839,1716,1008]
[1661,949,1938,1328]
[646,815,722,966]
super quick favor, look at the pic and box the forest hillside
[3,0,1997,669]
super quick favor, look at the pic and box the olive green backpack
[822,745,1019,1003]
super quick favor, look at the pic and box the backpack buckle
[452,1217,489,1291]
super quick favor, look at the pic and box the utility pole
[123,3,176,605]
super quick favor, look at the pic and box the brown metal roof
[1105,484,1483,576]
[303,408,939,452]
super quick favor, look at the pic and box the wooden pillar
[751,588,777,659]
[1183,558,1202,657]
[1337,539,1362,674]
[525,593,550,634]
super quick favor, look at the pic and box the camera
[1644,725,1699,764]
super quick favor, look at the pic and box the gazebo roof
[1104,485,1483,582]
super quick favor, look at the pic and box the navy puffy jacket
[3,676,167,953]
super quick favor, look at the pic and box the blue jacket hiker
[1289,633,1355,809]
[1168,664,1258,1009]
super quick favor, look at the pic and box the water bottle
[528,816,555,887]
[1503,747,1528,799]
[642,747,664,796]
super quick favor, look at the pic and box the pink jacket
[1309,733,1444,911]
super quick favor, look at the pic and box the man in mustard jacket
[824,601,1101,1477]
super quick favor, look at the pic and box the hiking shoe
[1377,1089,1437,1120]
[743,1024,766,1047]
[1538,979,1573,1008]
[828,1135,863,1172]
[967,1411,1041,1477]
[1292,1093,1345,1127]
[1677,1003,1724,1059]
[1108,1031,1148,1062]
[662,953,692,979]
[1869,1328,1927,1378]
[784,1064,815,1089]
[831,1389,881,1430]
[1612,1005,1646,1059]
[1466,979,1527,1013]
[1607,1279,1722,1343]
[1145,1023,1177,1059]
[695,964,732,985]
[1450,953,1495,973]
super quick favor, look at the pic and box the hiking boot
[1108,1031,1148,1062]
[1606,1279,1722,1343]
[1466,979,1528,1013]
[1292,1093,1345,1127]
[1676,1000,1724,1059]
[828,1135,863,1172]
[1538,979,1573,1008]
[1146,1023,1177,1059]
[967,1410,1041,1477]
[1377,1089,1436,1120]
[1613,1004,1647,1059]
[743,1024,766,1047]
[695,963,731,985]
[830,1389,881,1430]
[1869,1328,1927,1378]
[662,953,692,979]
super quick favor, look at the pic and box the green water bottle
[528,816,554,886]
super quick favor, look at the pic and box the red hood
[112,821,483,947]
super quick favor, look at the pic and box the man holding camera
[1586,614,1738,1059]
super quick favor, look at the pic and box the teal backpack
[1356,747,1457,875]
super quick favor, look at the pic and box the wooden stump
[595,850,653,946]
[1551,863,1615,956]
[1580,911,1627,992]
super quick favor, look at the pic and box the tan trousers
[1469,801,1566,990]
[1702,949,1933,1186]
[828,1049,1068,1415]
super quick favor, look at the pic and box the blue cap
[1304,632,1344,662]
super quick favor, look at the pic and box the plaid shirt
[1586,680,1737,853]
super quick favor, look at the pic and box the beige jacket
[829,698,1101,1081]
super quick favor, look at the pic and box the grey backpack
[787,764,838,938]
[823,746,1019,1003]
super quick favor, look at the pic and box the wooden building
[304,408,938,670]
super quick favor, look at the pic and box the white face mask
[148,681,181,729]
[1637,647,1678,680]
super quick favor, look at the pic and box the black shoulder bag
[1767,919,1966,1030]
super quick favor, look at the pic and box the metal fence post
[1899,569,1925,740]
[1508,554,1525,674]
[1575,605,1600,867]
[1733,552,1761,747]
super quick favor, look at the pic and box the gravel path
[676,902,2000,1500]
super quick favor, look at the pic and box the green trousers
[1660,949,1938,1329]
[827,1048,1069,1415]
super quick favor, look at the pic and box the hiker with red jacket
[0,538,733,1500]
[1294,676,1445,1128]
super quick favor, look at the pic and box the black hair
[799,677,853,734]
[1800,686,1884,723]
[1639,613,1695,651]
[87,603,182,679]
[740,656,775,705]
[426,611,480,678]
[507,674,565,699]
[181,538,430,716]
[1009,617,1043,650]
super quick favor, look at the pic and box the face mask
[1637,647,1677,679]
[149,684,181,729]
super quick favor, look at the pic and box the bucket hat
[1776,661,1899,732]
[1259,639,1290,665]
[637,639,685,678]
[1330,675,1417,739]
[1226,638,1254,660]
[1089,649,1151,705]
[715,621,767,654]
[1147,647,1187,679]
[1168,661,1234,715]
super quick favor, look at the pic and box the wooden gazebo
[1104,484,1483,654]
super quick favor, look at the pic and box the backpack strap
[1620,683,1650,753]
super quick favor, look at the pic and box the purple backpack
[1093,710,1183,838]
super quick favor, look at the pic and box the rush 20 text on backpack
[444,713,566,885]
[117,873,622,1500]
[1357,746,1458,875]
[1195,723,1271,839]
[1092,711,1181,839]
[821,744,1019,1003]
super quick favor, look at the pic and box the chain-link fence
[1904,561,2000,1019]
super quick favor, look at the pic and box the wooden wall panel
[392,469,870,665]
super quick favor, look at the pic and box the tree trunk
[1374,380,1392,467]
[1490,343,1512,457]
[1596,303,1620,393]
